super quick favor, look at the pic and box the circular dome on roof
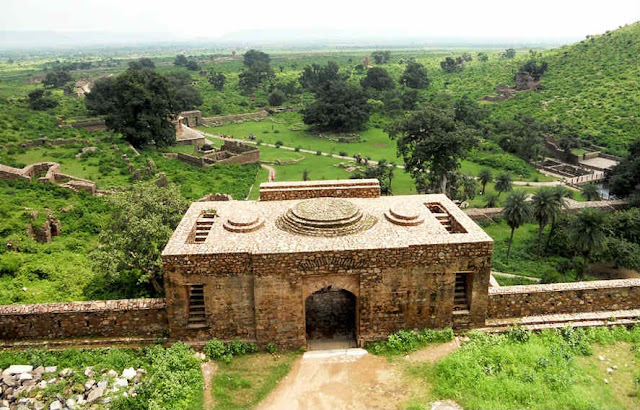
[277,197,377,237]
[384,203,425,226]
[223,209,264,233]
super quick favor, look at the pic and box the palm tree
[494,172,513,197]
[478,169,493,195]
[545,185,571,250]
[461,175,477,201]
[531,187,563,259]
[570,208,607,279]
[503,191,532,262]
[581,183,601,201]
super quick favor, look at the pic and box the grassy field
[210,351,301,409]
[404,326,640,410]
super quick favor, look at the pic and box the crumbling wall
[259,179,381,201]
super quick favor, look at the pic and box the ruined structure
[162,179,494,349]
[173,140,259,167]
[0,162,96,194]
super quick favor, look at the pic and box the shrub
[316,150,322,156]
[275,140,283,148]
[266,343,278,355]
[339,151,347,157]
[203,338,258,363]
[294,146,301,152]
[367,328,454,356]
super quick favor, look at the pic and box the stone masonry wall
[488,279,640,319]
[259,180,381,201]
[0,299,167,341]
[162,241,493,349]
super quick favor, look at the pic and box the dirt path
[406,337,462,363]
[201,360,217,410]
[257,349,408,410]
[261,163,277,182]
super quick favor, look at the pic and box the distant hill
[492,22,640,155]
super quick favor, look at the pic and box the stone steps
[478,309,640,333]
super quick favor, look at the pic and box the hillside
[489,22,639,155]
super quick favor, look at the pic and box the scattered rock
[84,367,94,378]
[86,384,105,403]
[49,400,62,410]
[612,365,618,370]
[65,398,76,408]
[429,400,464,410]
[18,373,33,382]
[606,368,613,374]
[122,367,136,380]
[107,370,118,378]
[3,365,33,375]
[34,401,45,410]
[84,379,95,391]
[114,378,128,388]
[598,355,605,361]
[58,368,73,378]
[44,366,57,374]
[604,379,609,384]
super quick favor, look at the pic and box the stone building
[162,179,493,349]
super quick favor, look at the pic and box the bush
[275,140,283,148]
[316,150,322,156]
[203,338,258,363]
[266,343,278,355]
[339,151,348,157]
[367,328,454,356]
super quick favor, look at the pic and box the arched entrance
[305,286,357,349]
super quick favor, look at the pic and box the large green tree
[361,67,395,91]
[299,61,343,92]
[302,80,370,132]
[93,181,189,296]
[400,61,430,89]
[43,67,72,88]
[86,67,201,147]
[609,138,640,203]
[238,49,274,94]
[387,105,476,193]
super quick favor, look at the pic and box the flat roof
[163,194,493,257]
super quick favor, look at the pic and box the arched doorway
[305,286,356,349]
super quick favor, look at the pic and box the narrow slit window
[187,284,207,329]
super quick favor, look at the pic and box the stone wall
[202,110,268,124]
[487,279,640,319]
[0,299,168,341]
[163,241,493,349]
[259,179,381,201]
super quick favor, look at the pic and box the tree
[461,52,473,62]
[581,183,601,201]
[460,175,477,201]
[494,172,513,197]
[440,57,462,73]
[502,48,517,59]
[609,138,640,202]
[495,115,547,162]
[239,50,274,93]
[454,95,486,127]
[503,191,532,262]
[302,80,370,132]
[185,60,200,71]
[299,61,343,92]
[478,169,493,194]
[387,105,476,193]
[207,70,226,91]
[27,88,58,110]
[360,67,395,91]
[351,160,395,195]
[532,187,563,259]
[268,89,285,106]
[477,52,489,62]
[545,185,571,250]
[570,208,607,278]
[43,67,72,88]
[86,67,201,148]
[174,54,188,67]
[302,169,310,181]
[93,181,189,296]
[129,58,155,70]
[400,61,430,89]
[519,59,548,81]
[371,50,391,64]
[400,89,419,110]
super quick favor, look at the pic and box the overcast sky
[2,0,639,40]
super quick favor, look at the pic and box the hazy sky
[2,0,639,40]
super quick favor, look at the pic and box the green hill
[490,22,639,155]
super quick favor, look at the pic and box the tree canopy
[299,61,343,92]
[86,66,202,147]
[371,51,391,64]
[387,104,476,193]
[239,49,274,94]
[400,61,430,89]
[609,138,640,203]
[43,67,72,88]
[360,67,395,91]
[302,80,370,132]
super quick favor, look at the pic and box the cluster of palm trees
[502,185,606,279]
[478,169,514,208]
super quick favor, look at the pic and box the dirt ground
[257,349,408,410]
[258,339,462,410]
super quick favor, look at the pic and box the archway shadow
[305,286,356,350]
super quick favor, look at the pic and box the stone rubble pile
[0,365,146,409]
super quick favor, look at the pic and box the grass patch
[211,351,301,409]
[407,326,640,410]
[367,328,454,358]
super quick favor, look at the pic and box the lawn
[210,351,301,409]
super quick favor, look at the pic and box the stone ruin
[0,162,96,195]
[173,140,259,167]
[481,71,544,101]
[26,210,62,243]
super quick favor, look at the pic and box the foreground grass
[210,351,301,409]
[407,326,640,410]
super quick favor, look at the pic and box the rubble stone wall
[259,180,381,201]
[487,279,640,319]
[0,299,168,341]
